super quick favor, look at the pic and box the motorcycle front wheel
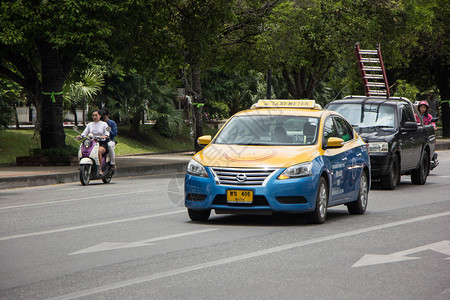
[80,165,91,186]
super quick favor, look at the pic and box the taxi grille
[210,167,276,186]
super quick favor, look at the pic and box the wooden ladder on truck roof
[355,43,390,98]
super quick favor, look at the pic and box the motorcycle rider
[101,108,117,172]
[77,109,110,175]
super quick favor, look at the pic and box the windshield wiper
[359,125,394,129]
[242,143,269,145]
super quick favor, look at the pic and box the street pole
[267,68,272,99]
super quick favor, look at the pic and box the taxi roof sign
[252,99,320,109]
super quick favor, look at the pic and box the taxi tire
[380,155,399,190]
[347,171,368,214]
[188,208,211,222]
[308,177,328,224]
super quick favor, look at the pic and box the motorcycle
[73,126,113,185]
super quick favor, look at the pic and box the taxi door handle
[356,153,362,157]
[342,157,348,161]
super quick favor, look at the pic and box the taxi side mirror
[324,137,344,149]
[197,135,212,146]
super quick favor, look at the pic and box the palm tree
[99,72,181,138]
[63,67,105,125]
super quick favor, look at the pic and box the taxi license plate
[227,190,253,203]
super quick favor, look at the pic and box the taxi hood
[194,144,318,168]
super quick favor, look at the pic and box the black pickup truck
[327,96,437,190]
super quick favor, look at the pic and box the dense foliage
[1,0,449,144]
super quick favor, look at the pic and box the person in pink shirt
[418,101,436,129]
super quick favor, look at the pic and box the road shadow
[186,209,354,227]
[370,175,438,191]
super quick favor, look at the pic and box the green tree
[0,0,168,148]
[163,0,235,150]
[0,100,13,131]
[255,0,365,100]
[98,69,179,138]
[149,93,183,138]
[397,0,450,135]
[0,79,23,129]
[203,68,260,116]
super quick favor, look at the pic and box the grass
[0,123,219,165]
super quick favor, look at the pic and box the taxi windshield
[214,115,319,146]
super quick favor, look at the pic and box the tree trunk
[130,118,140,138]
[71,105,78,125]
[13,101,19,129]
[191,66,204,152]
[129,110,141,138]
[436,64,450,137]
[281,67,299,99]
[37,40,71,149]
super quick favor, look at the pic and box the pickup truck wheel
[347,171,368,214]
[380,156,399,190]
[411,151,429,185]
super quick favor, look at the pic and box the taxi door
[334,117,361,199]
[322,117,348,202]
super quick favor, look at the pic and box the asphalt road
[0,152,449,299]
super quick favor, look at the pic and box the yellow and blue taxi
[185,100,370,224]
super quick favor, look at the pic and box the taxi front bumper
[185,169,321,214]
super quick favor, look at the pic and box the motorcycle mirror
[106,126,111,132]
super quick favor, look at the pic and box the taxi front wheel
[188,208,211,222]
[308,177,328,224]
[347,171,368,214]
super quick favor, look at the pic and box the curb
[436,142,450,151]
[0,162,188,190]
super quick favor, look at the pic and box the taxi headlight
[278,162,313,180]
[369,142,388,153]
[187,159,209,178]
[83,139,92,148]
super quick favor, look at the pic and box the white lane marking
[352,240,450,267]
[0,210,185,241]
[0,189,159,210]
[48,211,450,300]
[69,229,219,255]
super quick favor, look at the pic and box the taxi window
[334,117,354,142]
[214,115,319,146]
[322,117,339,142]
